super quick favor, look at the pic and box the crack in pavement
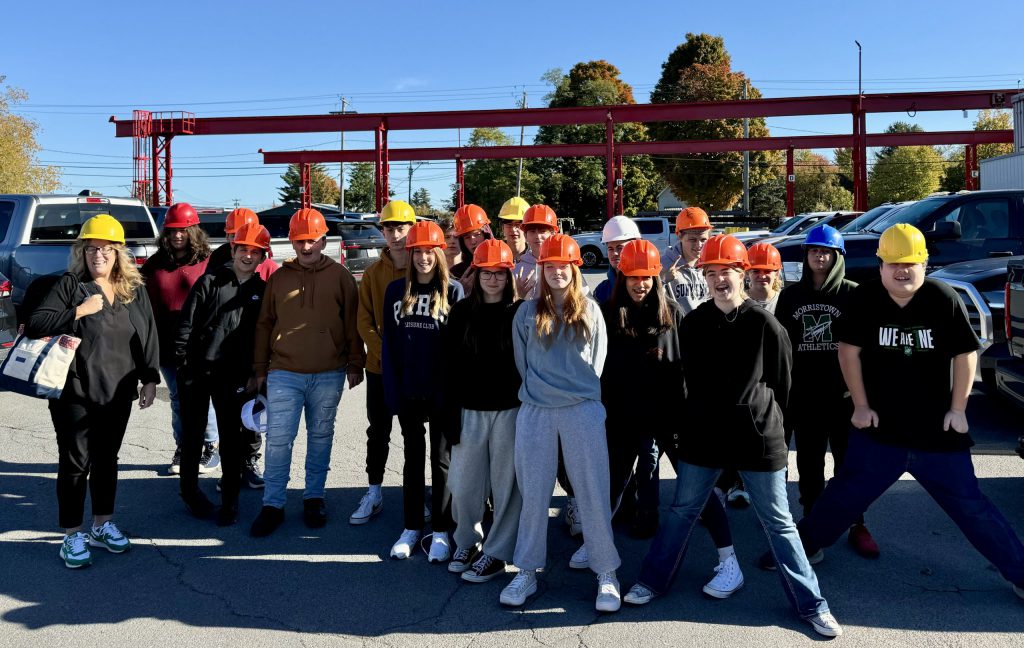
[900,580,1003,595]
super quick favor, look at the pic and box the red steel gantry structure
[111,89,1016,217]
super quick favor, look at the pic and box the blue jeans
[161,366,218,445]
[262,369,346,509]
[638,461,829,619]
[800,431,1024,588]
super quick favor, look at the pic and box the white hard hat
[241,395,268,434]
[601,215,641,244]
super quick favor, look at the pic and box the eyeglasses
[478,270,508,281]
[84,245,116,257]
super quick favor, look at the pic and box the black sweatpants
[398,399,453,532]
[179,370,249,505]
[50,394,134,529]
[365,371,394,485]
[793,396,858,519]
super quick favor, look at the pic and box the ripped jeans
[262,368,346,508]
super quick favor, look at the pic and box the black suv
[336,221,386,278]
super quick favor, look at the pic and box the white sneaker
[807,611,843,637]
[623,583,655,605]
[59,531,92,568]
[565,497,582,536]
[427,532,451,563]
[569,543,589,570]
[390,529,420,560]
[349,490,383,525]
[702,554,744,599]
[89,520,131,553]
[596,571,621,613]
[500,570,538,606]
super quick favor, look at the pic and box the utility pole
[855,41,863,96]
[330,97,354,214]
[516,89,528,196]
[742,81,750,215]
[232,198,240,208]
[407,162,423,203]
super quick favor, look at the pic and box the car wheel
[580,246,601,269]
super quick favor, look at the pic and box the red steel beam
[111,90,1018,137]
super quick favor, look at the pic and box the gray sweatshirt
[512,297,607,408]
[661,244,709,316]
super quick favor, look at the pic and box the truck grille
[938,279,992,351]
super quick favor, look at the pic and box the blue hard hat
[802,224,845,254]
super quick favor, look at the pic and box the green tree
[648,34,778,210]
[529,61,661,225]
[749,175,786,219]
[343,162,387,213]
[833,147,854,193]
[794,151,853,213]
[278,163,339,205]
[0,76,61,193]
[939,109,1015,191]
[410,187,432,211]
[454,127,541,219]
[868,122,943,206]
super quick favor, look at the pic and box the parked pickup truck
[0,193,160,316]
[573,217,674,268]
[996,257,1024,458]
[777,190,1024,286]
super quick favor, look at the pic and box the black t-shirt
[837,278,980,451]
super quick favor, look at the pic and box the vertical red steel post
[853,109,868,211]
[605,115,615,220]
[164,138,174,206]
[614,154,624,215]
[380,125,390,208]
[455,157,465,209]
[965,144,978,190]
[300,163,311,209]
[374,126,383,213]
[786,147,795,217]
[151,135,160,206]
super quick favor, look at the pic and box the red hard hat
[618,240,663,277]
[164,203,199,229]
[539,234,582,266]
[522,204,559,231]
[698,234,749,269]
[406,221,447,249]
[288,208,329,241]
[225,208,259,234]
[231,222,271,251]
[472,239,514,269]
[453,204,490,237]
[747,242,782,271]
[675,207,712,233]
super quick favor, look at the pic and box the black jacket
[174,267,266,380]
[26,272,161,392]
[671,299,793,472]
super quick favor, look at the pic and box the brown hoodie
[253,255,366,377]
[357,248,406,374]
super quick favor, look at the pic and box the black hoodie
[774,252,857,406]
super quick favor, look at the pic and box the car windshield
[867,198,948,233]
[336,222,383,240]
[841,205,894,232]
[771,216,802,234]
[31,203,155,241]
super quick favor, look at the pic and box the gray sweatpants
[449,407,522,562]
[513,400,621,574]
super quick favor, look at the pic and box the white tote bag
[0,325,81,399]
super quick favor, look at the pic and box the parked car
[336,220,386,280]
[839,202,915,234]
[988,256,1024,458]
[735,211,859,245]
[573,217,675,268]
[756,212,863,247]
[0,270,16,362]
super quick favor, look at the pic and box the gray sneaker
[59,532,92,568]
[623,583,655,605]
[349,490,383,525]
[500,570,538,607]
[596,571,621,613]
[807,611,843,637]
[199,443,220,474]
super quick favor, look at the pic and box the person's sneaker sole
[596,596,621,613]
[623,589,655,605]
[808,614,843,637]
[59,547,92,568]
[348,501,383,525]
[702,578,744,599]
[462,564,505,583]
[499,580,538,607]
[88,537,129,554]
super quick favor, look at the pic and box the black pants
[398,399,453,532]
[793,397,860,520]
[365,371,393,485]
[179,370,249,505]
[606,415,660,515]
[50,394,134,529]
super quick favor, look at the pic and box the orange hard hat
[539,234,582,266]
[618,240,663,277]
[675,207,712,233]
[453,204,490,237]
[405,221,447,249]
[231,222,271,251]
[698,234,749,269]
[288,208,329,241]
[225,207,259,234]
[747,242,782,271]
[522,204,559,231]
[472,239,514,270]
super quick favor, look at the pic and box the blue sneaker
[89,521,131,554]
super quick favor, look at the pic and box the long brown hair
[535,263,591,346]
[159,224,211,264]
[608,272,673,337]
[69,240,144,304]
[401,246,452,319]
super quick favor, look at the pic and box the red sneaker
[848,523,880,558]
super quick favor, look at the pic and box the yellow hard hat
[79,214,125,245]
[497,196,529,221]
[379,200,417,224]
[877,223,928,264]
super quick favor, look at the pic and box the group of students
[28,196,1024,639]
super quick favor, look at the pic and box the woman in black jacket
[27,215,159,569]
[622,235,843,639]
[174,223,270,526]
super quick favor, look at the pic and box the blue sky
[3,0,1021,211]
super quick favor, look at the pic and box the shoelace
[66,532,88,554]
[96,522,124,541]
[453,547,473,562]
[597,572,618,592]
[472,554,494,572]
[399,530,419,545]
[509,572,533,592]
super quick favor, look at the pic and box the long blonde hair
[69,240,144,304]
[401,246,452,320]
[535,263,591,346]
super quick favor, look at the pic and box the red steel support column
[614,154,624,215]
[164,138,174,206]
[374,121,391,212]
[605,115,615,220]
[852,110,868,211]
[455,157,465,209]
[786,147,795,217]
[965,144,978,190]
[151,135,160,206]
[300,163,311,209]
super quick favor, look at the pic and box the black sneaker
[250,506,285,537]
[216,502,239,527]
[303,498,327,529]
[199,443,220,474]
[462,554,506,583]
[243,456,265,489]
[181,490,216,519]
[167,447,182,475]
[448,545,481,574]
